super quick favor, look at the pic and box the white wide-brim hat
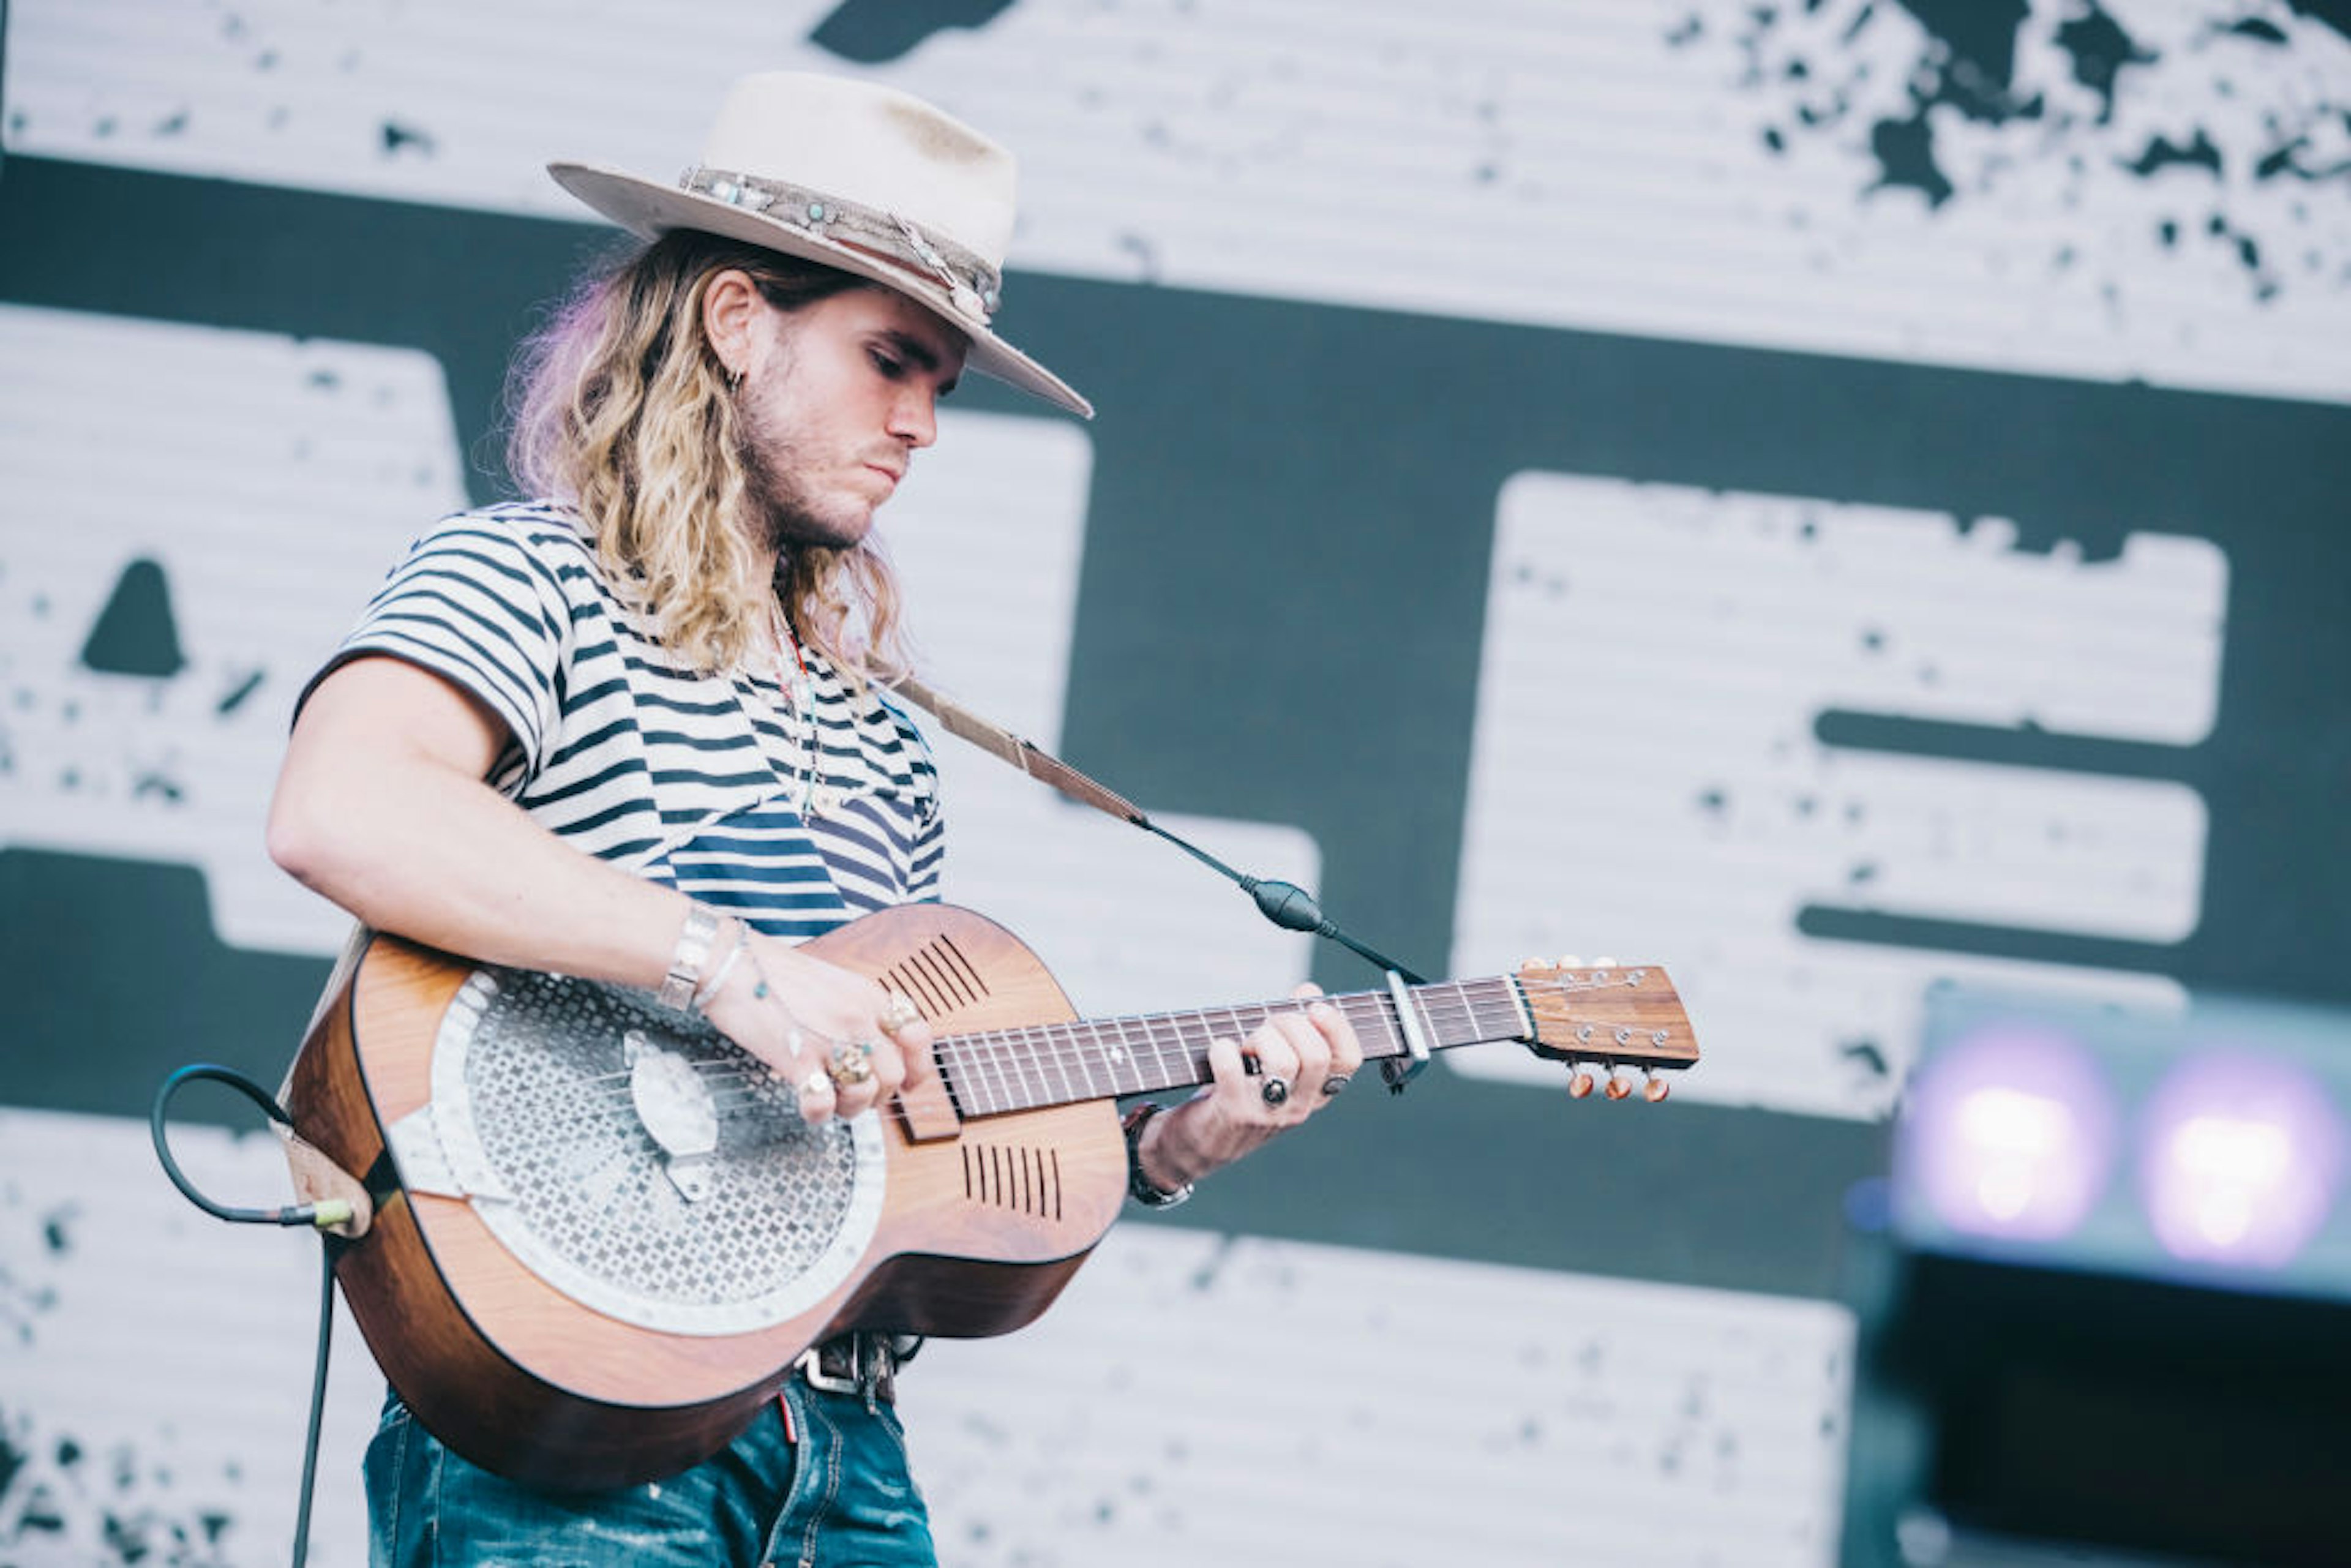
[550,72,1090,419]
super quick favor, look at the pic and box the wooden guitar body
[283,904,1126,1490]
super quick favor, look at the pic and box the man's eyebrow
[881,329,955,378]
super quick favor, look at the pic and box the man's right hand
[699,921,934,1124]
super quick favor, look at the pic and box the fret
[1070,1022,1106,1100]
[1349,992,1409,1061]
[979,1027,1018,1114]
[1019,1024,1054,1108]
[1101,1015,1136,1096]
[1145,1013,1188,1094]
[933,1045,966,1114]
[1219,1005,1253,1060]
[1042,1021,1079,1105]
[1408,986,1442,1059]
[1117,1015,1150,1094]
[942,1040,983,1116]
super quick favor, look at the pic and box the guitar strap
[890,672,1151,830]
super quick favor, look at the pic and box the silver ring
[1322,1073,1352,1097]
[1260,1076,1291,1107]
[799,1069,832,1099]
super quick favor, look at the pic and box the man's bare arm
[267,655,929,1119]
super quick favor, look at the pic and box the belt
[793,1330,908,1405]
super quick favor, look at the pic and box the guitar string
[572,977,1668,1087]
[557,978,1684,1113]
[557,978,1619,1092]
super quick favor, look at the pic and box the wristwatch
[1120,1101,1193,1209]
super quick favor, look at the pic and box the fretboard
[932,979,1528,1117]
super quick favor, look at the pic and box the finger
[822,1038,888,1119]
[1243,1021,1302,1113]
[1205,1033,1252,1096]
[1309,998,1364,1078]
[1264,1011,1331,1112]
[1244,1021,1301,1084]
[891,1019,936,1091]
[796,1067,837,1126]
[866,1031,910,1098]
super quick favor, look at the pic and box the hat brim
[548,160,1092,420]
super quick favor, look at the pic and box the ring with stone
[1322,1073,1352,1097]
[1260,1075,1291,1108]
[879,992,923,1035]
[799,1068,833,1100]
[827,1040,877,1088]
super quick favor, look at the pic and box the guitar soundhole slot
[888,958,949,1019]
[934,935,990,1002]
[910,950,964,1010]
[962,1142,1058,1217]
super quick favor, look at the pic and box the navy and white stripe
[309,501,943,939]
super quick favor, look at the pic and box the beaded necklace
[763,602,820,817]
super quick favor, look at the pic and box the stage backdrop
[3,2,2346,1564]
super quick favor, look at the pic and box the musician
[266,71,1362,1566]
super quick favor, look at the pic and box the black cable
[1133,817,1436,1091]
[293,1242,337,1568]
[151,1063,348,1568]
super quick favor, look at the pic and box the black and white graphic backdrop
[3,3,2345,1563]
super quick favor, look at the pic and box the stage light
[2139,1054,2344,1272]
[1900,1024,2117,1244]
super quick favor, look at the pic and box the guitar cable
[149,1063,351,1568]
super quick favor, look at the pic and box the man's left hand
[1134,985,1365,1193]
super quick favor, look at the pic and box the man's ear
[700,269,762,378]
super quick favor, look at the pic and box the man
[266,71,1361,1565]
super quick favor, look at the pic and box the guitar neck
[933,980,1528,1117]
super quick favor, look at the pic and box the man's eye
[869,350,904,377]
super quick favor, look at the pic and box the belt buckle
[796,1334,884,1398]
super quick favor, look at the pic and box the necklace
[764,604,821,817]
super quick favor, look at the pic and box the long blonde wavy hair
[505,230,911,685]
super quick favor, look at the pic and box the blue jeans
[364,1379,936,1567]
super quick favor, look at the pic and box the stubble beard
[734,373,871,557]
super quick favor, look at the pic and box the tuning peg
[1595,955,1618,969]
[1603,1064,1637,1100]
[1556,953,1583,970]
[1567,1065,1596,1098]
[1643,1071,1671,1103]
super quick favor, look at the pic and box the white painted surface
[1450,473,2216,1117]
[0,306,1310,1013]
[6,0,2346,402]
[0,1106,1853,1567]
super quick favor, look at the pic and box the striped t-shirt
[310,501,943,937]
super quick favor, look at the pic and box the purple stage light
[2138,1054,2345,1271]
[1900,1024,2117,1244]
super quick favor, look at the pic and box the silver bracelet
[692,920,751,1010]
[657,903,722,1012]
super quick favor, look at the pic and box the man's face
[733,283,969,553]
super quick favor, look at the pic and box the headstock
[1513,956,1699,1101]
